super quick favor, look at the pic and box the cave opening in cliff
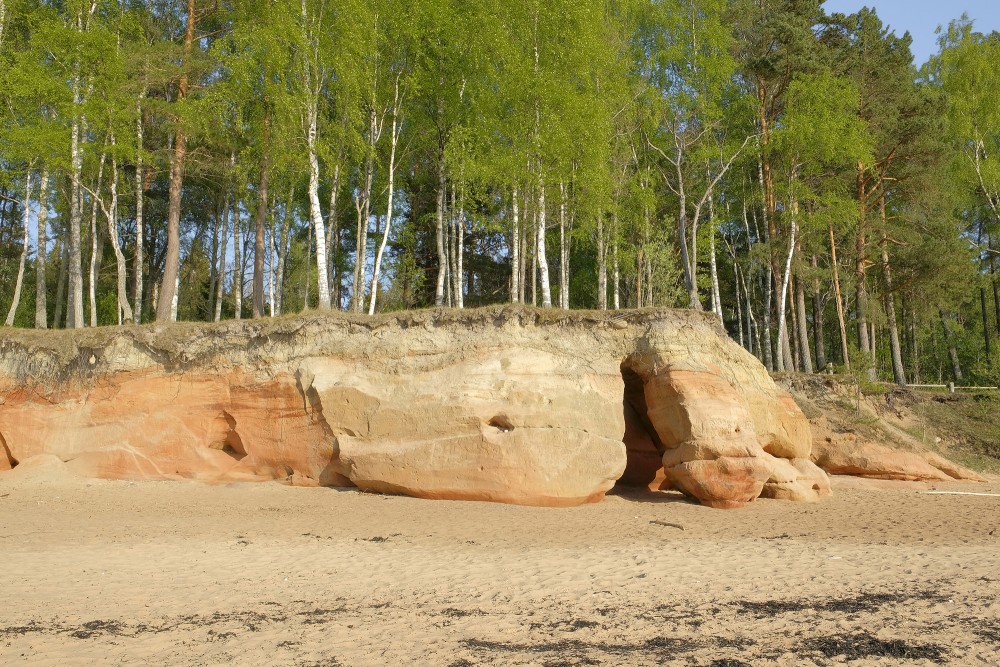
[617,363,667,491]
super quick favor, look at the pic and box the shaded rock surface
[0,307,824,507]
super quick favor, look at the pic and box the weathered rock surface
[0,307,825,508]
[811,432,986,483]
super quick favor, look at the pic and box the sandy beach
[1,470,998,666]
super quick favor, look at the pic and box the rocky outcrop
[811,432,986,483]
[0,307,825,508]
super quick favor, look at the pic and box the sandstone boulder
[810,433,984,482]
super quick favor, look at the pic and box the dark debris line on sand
[801,632,948,663]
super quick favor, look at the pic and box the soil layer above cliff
[0,306,720,381]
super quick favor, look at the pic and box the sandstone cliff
[0,307,828,508]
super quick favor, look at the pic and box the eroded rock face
[0,307,823,508]
[811,433,985,483]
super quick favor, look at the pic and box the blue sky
[823,1,1000,65]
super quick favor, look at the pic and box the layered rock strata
[0,307,828,508]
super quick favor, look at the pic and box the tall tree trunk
[276,190,291,316]
[214,188,230,322]
[511,186,520,303]
[34,169,49,328]
[982,287,992,361]
[133,94,146,324]
[811,254,827,371]
[4,171,32,326]
[675,155,700,309]
[233,199,243,320]
[156,0,194,322]
[612,226,620,310]
[776,210,797,373]
[855,161,873,378]
[268,203,276,317]
[879,202,906,384]
[327,164,342,307]
[708,196,722,321]
[455,187,465,309]
[253,113,271,318]
[53,237,67,329]
[354,107,378,313]
[68,101,84,328]
[449,186,459,307]
[208,200,221,319]
[763,265,774,372]
[434,137,447,307]
[307,105,332,309]
[530,204,537,306]
[940,309,963,383]
[597,210,607,310]
[829,224,851,370]
[88,152,106,328]
[790,274,802,371]
[992,254,1000,338]
[558,180,568,310]
[105,153,134,323]
[537,175,551,308]
[369,87,401,315]
[795,270,813,373]
[733,263,745,348]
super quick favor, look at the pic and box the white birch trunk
[326,163,341,304]
[307,106,332,309]
[456,191,464,309]
[105,151,134,323]
[537,177,551,308]
[511,187,520,303]
[559,180,568,310]
[369,83,401,315]
[133,95,146,323]
[4,171,32,326]
[68,92,84,328]
[708,197,722,321]
[234,200,243,320]
[268,215,275,318]
[435,151,447,307]
[777,215,798,373]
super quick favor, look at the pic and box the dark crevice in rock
[616,362,666,489]
[488,415,515,432]
[1,431,17,469]
[220,411,247,461]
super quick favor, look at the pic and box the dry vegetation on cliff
[782,374,1000,474]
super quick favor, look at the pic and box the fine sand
[1,469,998,666]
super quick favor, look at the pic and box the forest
[0,0,998,386]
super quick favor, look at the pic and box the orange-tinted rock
[810,434,983,482]
[667,457,775,509]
